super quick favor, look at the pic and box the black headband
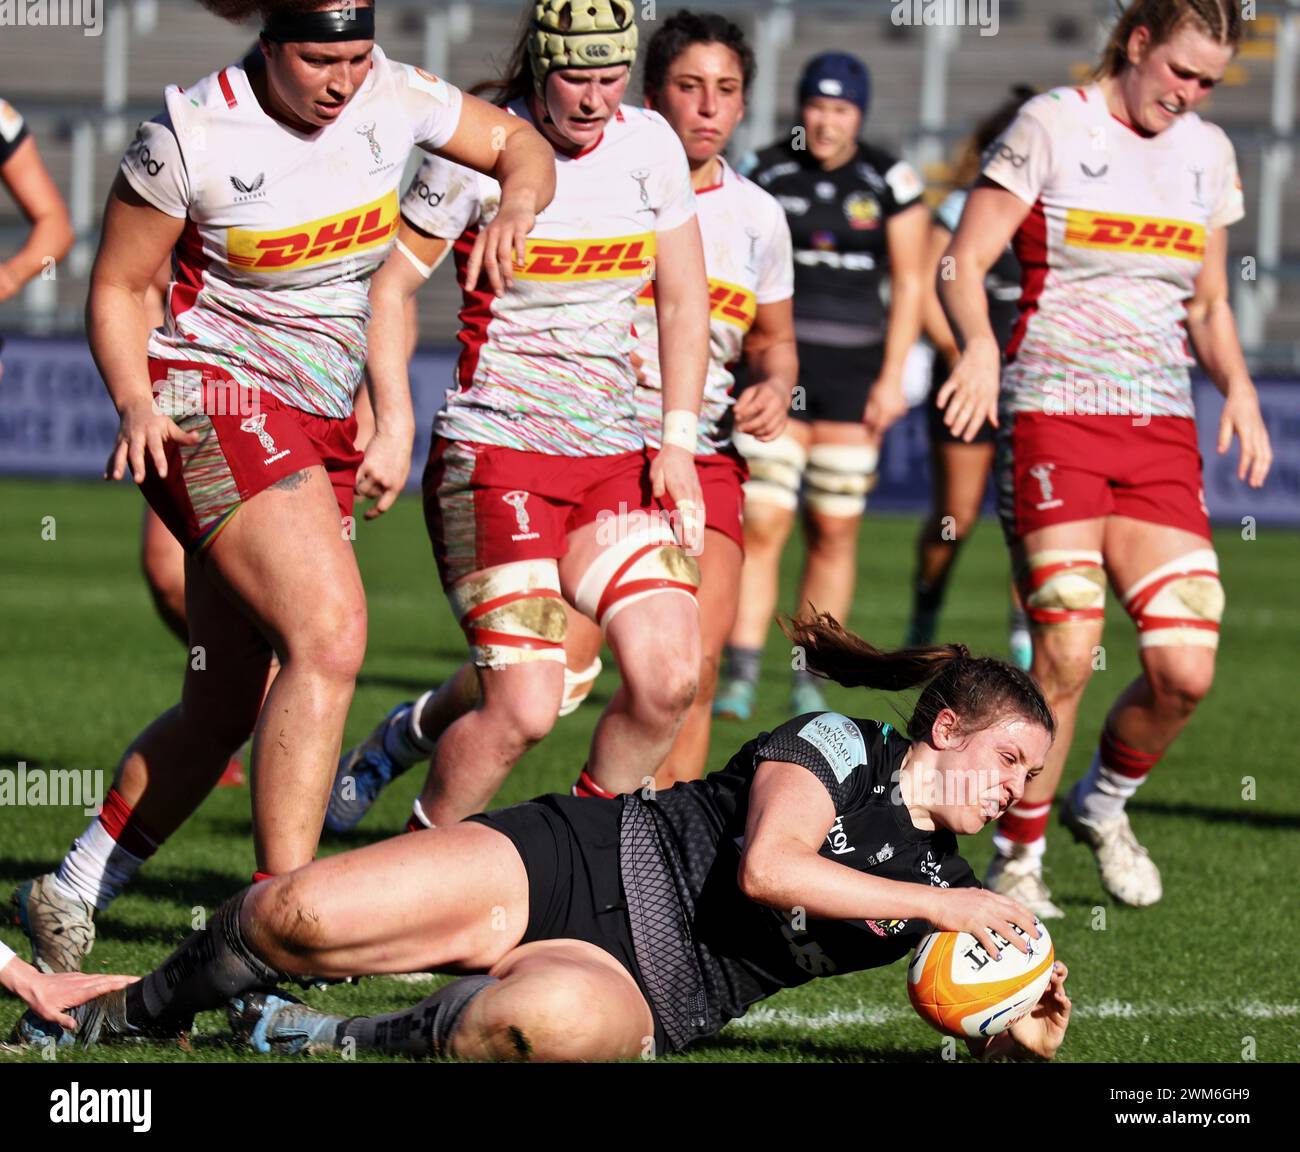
[261,6,375,43]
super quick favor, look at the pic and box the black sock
[127,888,284,1031]
[912,578,945,620]
[337,974,499,1059]
[723,645,762,685]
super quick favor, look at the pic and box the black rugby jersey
[619,712,979,1050]
[0,99,30,166]
[741,141,925,348]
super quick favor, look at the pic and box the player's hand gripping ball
[907,920,1054,1038]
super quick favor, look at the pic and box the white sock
[382,691,439,770]
[1076,751,1146,822]
[410,797,435,829]
[52,818,150,912]
[992,829,1047,863]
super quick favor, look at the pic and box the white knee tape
[574,517,700,629]
[734,430,806,511]
[804,443,879,517]
[448,559,568,669]
[1123,549,1223,650]
[1022,549,1106,626]
[557,657,602,718]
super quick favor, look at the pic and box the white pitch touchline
[730,1000,1299,1031]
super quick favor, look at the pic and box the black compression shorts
[466,794,670,1056]
[791,341,885,424]
[926,361,997,446]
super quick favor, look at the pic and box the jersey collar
[694,154,730,195]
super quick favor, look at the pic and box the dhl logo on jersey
[1064,210,1205,261]
[226,192,399,272]
[637,277,758,330]
[514,234,655,281]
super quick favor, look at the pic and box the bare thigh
[245,822,531,977]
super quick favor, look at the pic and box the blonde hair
[1094,0,1242,79]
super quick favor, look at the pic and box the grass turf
[1,478,1296,1063]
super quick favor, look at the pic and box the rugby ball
[907,921,1054,1038]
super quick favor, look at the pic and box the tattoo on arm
[270,469,310,493]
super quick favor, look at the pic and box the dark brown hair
[470,6,538,106]
[951,85,1037,188]
[781,613,1056,744]
[642,9,756,100]
[1094,0,1242,79]
[199,0,352,23]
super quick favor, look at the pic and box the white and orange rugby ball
[907,921,1054,1038]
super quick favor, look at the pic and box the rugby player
[329,0,711,833]
[326,9,795,824]
[717,52,928,722]
[940,0,1271,913]
[22,619,1071,1062]
[10,0,556,972]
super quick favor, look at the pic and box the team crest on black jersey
[843,191,881,230]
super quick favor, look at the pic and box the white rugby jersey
[402,100,697,456]
[983,84,1243,419]
[632,156,793,454]
[120,47,464,418]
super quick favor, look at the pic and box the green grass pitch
[1,478,1296,1063]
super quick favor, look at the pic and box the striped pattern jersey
[982,84,1244,420]
[402,100,697,457]
[632,155,794,454]
[120,46,465,419]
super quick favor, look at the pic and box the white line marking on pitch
[730,1001,1299,1031]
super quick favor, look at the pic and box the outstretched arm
[739,760,1038,954]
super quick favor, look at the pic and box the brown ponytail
[781,613,1056,744]
[1094,0,1242,80]
[469,8,538,107]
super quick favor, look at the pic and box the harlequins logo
[1080,162,1108,180]
[502,490,540,542]
[356,120,383,166]
[630,169,651,208]
[230,172,266,201]
[241,414,291,465]
[1029,462,1062,510]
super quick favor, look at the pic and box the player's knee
[804,442,878,520]
[1148,659,1216,716]
[505,689,562,748]
[478,973,611,1062]
[291,596,367,682]
[254,874,328,969]
[735,430,805,516]
[805,511,861,554]
[945,506,981,542]
[1037,643,1096,700]
[624,646,698,722]
[1021,549,1106,621]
